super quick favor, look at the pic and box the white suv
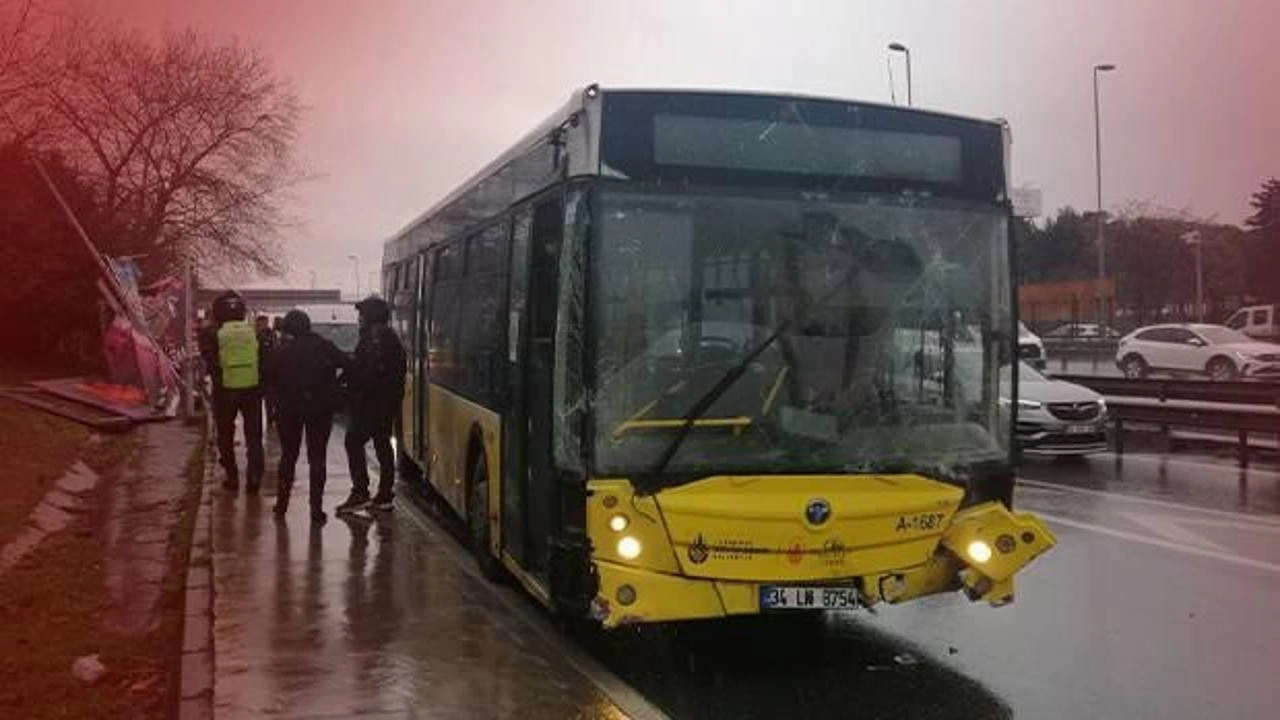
[1115,323,1280,381]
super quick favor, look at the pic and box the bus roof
[383,88,588,250]
[381,86,1009,263]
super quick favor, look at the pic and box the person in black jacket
[256,315,279,427]
[337,296,406,514]
[265,309,350,524]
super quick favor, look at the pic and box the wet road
[581,446,1280,720]
[210,425,1280,719]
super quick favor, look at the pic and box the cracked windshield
[4,1,1279,719]
[591,190,1009,477]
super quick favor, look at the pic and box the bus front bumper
[588,501,1056,628]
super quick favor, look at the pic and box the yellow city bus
[381,86,1055,627]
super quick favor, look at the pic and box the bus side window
[428,243,465,388]
[418,252,435,371]
[457,222,510,403]
[393,257,420,345]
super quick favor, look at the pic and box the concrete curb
[177,419,216,720]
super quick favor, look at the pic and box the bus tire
[468,445,504,581]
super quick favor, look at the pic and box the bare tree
[0,0,37,100]
[0,0,54,137]
[37,27,304,276]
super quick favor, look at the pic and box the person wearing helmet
[199,291,266,493]
[336,295,406,514]
[264,309,350,524]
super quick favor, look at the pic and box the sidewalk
[207,422,627,719]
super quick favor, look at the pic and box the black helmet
[211,291,247,323]
[280,309,311,336]
[354,295,390,324]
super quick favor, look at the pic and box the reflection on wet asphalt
[211,424,624,720]
[1021,435,1280,515]
[211,420,1280,719]
[577,615,1009,720]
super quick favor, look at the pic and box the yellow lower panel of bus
[588,474,965,582]
[590,559,973,628]
[587,475,1057,627]
[425,383,502,552]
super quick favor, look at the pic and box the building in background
[1020,278,1117,333]
[195,288,343,318]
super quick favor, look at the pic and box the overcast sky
[73,0,1280,294]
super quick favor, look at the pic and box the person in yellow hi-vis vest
[199,291,266,493]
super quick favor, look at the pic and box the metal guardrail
[1054,375,1280,406]
[1051,375,1280,465]
[1041,339,1120,355]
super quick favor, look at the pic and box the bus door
[503,211,531,565]
[503,196,563,576]
[414,252,433,472]
[393,257,422,477]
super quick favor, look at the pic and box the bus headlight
[617,536,643,560]
[966,540,993,564]
[609,514,630,532]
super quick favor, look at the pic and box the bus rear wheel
[468,449,504,581]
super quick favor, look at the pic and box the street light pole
[1093,64,1116,281]
[1195,241,1203,322]
[1182,231,1204,321]
[889,43,912,106]
[1093,63,1116,327]
[347,254,361,299]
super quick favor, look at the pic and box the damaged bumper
[586,474,1057,628]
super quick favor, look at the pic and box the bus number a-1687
[895,512,946,533]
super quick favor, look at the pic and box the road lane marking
[1036,511,1280,575]
[396,497,671,720]
[1017,478,1280,527]
[1172,516,1280,535]
[1118,511,1228,552]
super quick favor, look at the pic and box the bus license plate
[760,586,859,610]
[1066,424,1096,434]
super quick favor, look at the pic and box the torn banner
[100,257,183,411]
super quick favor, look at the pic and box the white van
[293,303,359,351]
[1224,304,1280,341]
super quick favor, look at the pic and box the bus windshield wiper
[641,270,859,488]
[637,238,924,491]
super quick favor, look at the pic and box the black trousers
[214,387,264,483]
[344,410,394,499]
[277,408,334,509]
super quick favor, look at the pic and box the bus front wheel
[468,448,504,581]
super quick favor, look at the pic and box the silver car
[1011,362,1108,456]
